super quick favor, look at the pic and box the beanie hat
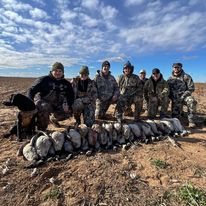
[172,63,183,68]
[79,65,89,75]
[52,62,64,72]
[152,68,160,74]
[102,60,110,68]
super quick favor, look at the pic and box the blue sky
[0,0,206,82]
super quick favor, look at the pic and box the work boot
[188,122,196,128]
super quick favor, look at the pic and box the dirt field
[0,77,206,206]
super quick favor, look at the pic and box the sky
[0,0,206,82]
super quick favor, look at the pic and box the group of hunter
[27,61,197,130]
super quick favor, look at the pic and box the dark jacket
[72,76,97,104]
[144,74,169,101]
[27,73,74,107]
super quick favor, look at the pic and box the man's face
[80,73,88,80]
[102,65,110,75]
[139,72,146,79]
[152,72,160,81]
[52,69,64,79]
[124,67,131,75]
[173,66,182,74]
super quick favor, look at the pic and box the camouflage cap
[123,61,133,69]
[123,61,134,74]
[79,65,89,75]
[52,62,64,72]
[172,63,183,68]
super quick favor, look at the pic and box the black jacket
[27,73,74,107]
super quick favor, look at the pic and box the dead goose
[17,131,52,168]
[63,140,74,153]
[160,119,175,135]
[88,124,100,150]
[51,131,65,152]
[34,131,52,159]
[67,129,81,149]
[77,124,89,151]
[128,123,141,138]
[102,123,113,148]
[145,119,162,136]
[94,124,108,147]
[113,122,125,145]
[122,124,134,142]
[17,140,38,162]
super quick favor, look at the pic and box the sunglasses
[173,66,181,68]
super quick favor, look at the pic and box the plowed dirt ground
[0,77,205,206]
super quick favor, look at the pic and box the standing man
[115,61,143,123]
[124,69,148,116]
[94,60,119,119]
[139,69,148,86]
[27,62,74,130]
[144,68,169,119]
[72,66,97,127]
[139,69,149,113]
[167,63,197,128]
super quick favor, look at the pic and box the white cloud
[60,10,77,21]
[0,0,206,72]
[125,0,145,6]
[119,10,206,52]
[79,13,99,27]
[1,0,32,11]
[29,8,48,19]
[100,5,118,20]
[99,55,126,63]
[81,0,99,10]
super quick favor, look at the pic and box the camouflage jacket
[94,70,120,102]
[167,70,195,100]
[144,74,169,101]
[72,76,97,104]
[118,73,143,97]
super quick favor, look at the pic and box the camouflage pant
[73,98,95,127]
[95,99,112,118]
[124,98,147,116]
[35,99,70,130]
[171,95,197,123]
[147,96,169,119]
[115,95,143,120]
